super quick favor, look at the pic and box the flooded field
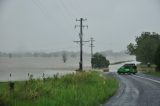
[0,56,90,81]
[0,55,135,81]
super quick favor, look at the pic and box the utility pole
[90,37,95,69]
[75,18,88,71]
[90,37,95,58]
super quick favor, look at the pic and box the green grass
[137,64,156,72]
[144,71,160,77]
[0,71,118,106]
[137,64,160,77]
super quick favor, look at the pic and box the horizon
[0,49,128,54]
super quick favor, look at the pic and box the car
[103,68,109,72]
[117,63,137,74]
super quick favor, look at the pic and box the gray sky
[0,0,160,53]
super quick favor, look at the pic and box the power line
[74,18,88,71]
[31,0,51,21]
[58,0,76,18]
[32,0,68,29]
[53,0,79,34]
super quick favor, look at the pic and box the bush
[91,53,110,68]
[155,45,160,71]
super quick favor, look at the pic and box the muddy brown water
[0,56,135,81]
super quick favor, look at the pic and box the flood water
[0,55,135,81]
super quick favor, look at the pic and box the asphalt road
[103,72,160,106]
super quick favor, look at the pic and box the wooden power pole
[75,18,88,71]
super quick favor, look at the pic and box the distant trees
[127,32,160,64]
[71,52,76,58]
[9,53,12,58]
[91,53,110,68]
[62,52,67,63]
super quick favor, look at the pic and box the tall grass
[144,71,160,77]
[137,64,156,72]
[0,71,118,106]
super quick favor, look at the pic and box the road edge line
[133,75,160,84]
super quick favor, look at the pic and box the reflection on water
[0,56,135,81]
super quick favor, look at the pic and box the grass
[137,64,156,72]
[0,71,118,106]
[144,71,160,77]
[137,64,160,77]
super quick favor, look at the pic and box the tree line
[127,32,160,71]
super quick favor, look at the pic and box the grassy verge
[144,71,160,77]
[0,71,118,106]
[137,64,156,72]
[137,64,160,77]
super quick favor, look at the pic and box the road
[103,72,160,106]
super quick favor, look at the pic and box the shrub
[155,45,160,71]
[91,53,110,68]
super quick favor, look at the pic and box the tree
[127,32,160,64]
[9,53,12,58]
[70,52,76,58]
[127,43,136,55]
[62,52,67,63]
[91,53,110,68]
[155,45,160,71]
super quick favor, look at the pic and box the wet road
[104,73,160,106]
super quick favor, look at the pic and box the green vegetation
[137,64,156,72]
[137,64,160,77]
[0,72,118,106]
[91,53,110,68]
[155,45,160,71]
[127,32,160,64]
[144,71,160,77]
[62,51,67,63]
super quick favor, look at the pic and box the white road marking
[133,75,160,84]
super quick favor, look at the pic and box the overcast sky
[0,0,160,53]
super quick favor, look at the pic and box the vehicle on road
[117,63,137,74]
[103,68,109,72]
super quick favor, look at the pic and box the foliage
[62,52,67,63]
[0,72,118,106]
[91,53,110,68]
[127,32,160,64]
[155,45,160,71]
[127,43,136,55]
